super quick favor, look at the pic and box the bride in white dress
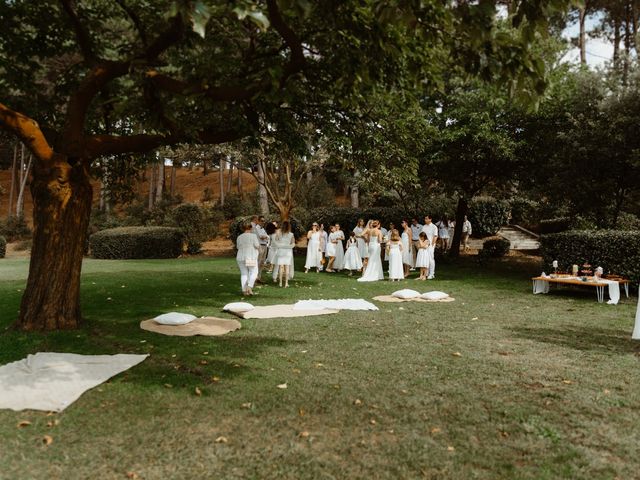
[357,221,384,282]
[305,223,323,273]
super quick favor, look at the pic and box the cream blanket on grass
[0,352,148,412]
[231,304,339,319]
[140,317,241,336]
[293,299,379,311]
[373,295,455,303]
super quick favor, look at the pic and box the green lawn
[0,255,638,480]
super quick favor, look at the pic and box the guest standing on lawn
[274,221,295,288]
[387,230,404,281]
[415,232,430,281]
[401,220,414,278]
[436,216,451,251]
[305,223,323,273]
[422,215,438,279]
[252,215,270,283]
[333,223,345,271]
[325,225,337,272]
[343,231,363,276]
[410,218,423,269]
[358,220,384,282]
[353,219,368,269]
[461,215,472,252]
[319,223,329,271]
[265,221,278,273]
[236,223,260,295]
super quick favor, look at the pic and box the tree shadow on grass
[509,325,640,354]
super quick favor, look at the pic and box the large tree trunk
[614,15,621,69]
[257,160,269,215]
[16,158,93,330]
[155,160,164,204]
[350,171,360,208]
[170,163,177,197]
[449,196,469,259]
[277,202,293,222]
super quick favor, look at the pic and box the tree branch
[115,0,148,47]
[266,0,306,80]
[0,102,55,164]
[60,0,96,63]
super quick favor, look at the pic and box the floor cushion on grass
[141,317,241,336]
[392,289,421,299]
[153,312,197,325]
[420,291,450,301]
[223,302,254,314]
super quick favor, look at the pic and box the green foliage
[220,193,253,220]
[170,203,222,254]
[537,217,572,234]
[468,198,510,237]
[88,210,124,235]
[0,235,6,258]
[479,238,511,258]
[294,175,336,210]
[90,227,184,260]
[616,212,640,231]
[0,216,31,242]
[540,230,640,284]
[509,197,541,226]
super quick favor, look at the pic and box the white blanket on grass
[0,352,148,412]
[293,299,379,311]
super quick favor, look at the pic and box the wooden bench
[532,276,630,303]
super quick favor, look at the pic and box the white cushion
[223,302,255,313]
[153,312,197,325]
[392,289,421,299]
[421,291,449,301]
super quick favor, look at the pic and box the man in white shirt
[461,215,472,252]
[422,215,438,279]
[410,218,423,270]
[252,215,270,282]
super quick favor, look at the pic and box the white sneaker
[427,275,434,280]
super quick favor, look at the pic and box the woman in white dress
[436,216,450,251]
[266,222,278,273]
[353,218,368,270]
[357,221,384,282]
[305,222,323,273]
[387,230,404,281]
[236,223,260,295]
[333,223,345,271]
[384,223,395,262]
[400,220,413,278]
[325,225,337,272]
[343,231,362,275]
[415,232,430,281]
[274,221,295,287]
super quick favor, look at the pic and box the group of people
[235,215,295,295]
[236,214,473,293]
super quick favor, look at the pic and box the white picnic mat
[633,292,640,340]
[293,299,379,311]
[0,352,148,412]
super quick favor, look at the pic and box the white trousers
[237,260,258,290]
[427,245,435,276]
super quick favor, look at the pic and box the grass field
[0,255,638,480]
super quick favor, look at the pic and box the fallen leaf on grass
[299,408,305,417]
[211,376,220,383]
[353,399,363,406]
[199,360,208,365]
[195,387,202,396]
[298,431,310,438]
[241,402,252,409]
[42,435,53,446]
[400,389,408,394]
[17,420,31,428]
[126,472,139,480]
[215,436,228,444]
[277,383,288,389]
[370,419,377,425]
[292,368,301,374]
[314,363,324,368]
[46,419,60,428]
[431,427,441,434]
[452,352,462,357]
[562,380,573,385]
[164,383,173,388]
[447,446,455,452]
[603,389,611,395]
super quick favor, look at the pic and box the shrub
[540,230,640,284]
[294,175,336,209]
[0,236,6,258]
[220,193,252,220]
[537,217,572,234]
[0,215,31,241]
[468,198,510,237]
[170,203,222,254]
[615,212,640,231]
[479,238,511,258]
[90,227,184,259]
[88,209,124,235]
[509,197,540,226]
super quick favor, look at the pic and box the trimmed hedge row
[468,198,510,237]
[540,230,640,284]
[0,235,6,258]
[480,238,511,258]
[90,227,184,259]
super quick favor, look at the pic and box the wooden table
[531,276,629,303]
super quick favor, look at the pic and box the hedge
[479,238,511,258]
[90,227,184,259]
[468,198,510,237]
[540,230,640,284]
[0,236,6,258]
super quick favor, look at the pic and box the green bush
[170,203,222,254]
[90,227,184,259]
[479,238,511,258]
[615,212,640,231]
[468,198,510,237]
[89,210,124,235]
[509,197,540,226]
[540,230,640,284]
[0,215,31,241]
[537,217,572,234]
[0,235,6,258]
[220,193,253,220]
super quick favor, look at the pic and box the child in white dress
[343,232,363,276]
[415,232,430,280]
[387,230,404,281]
